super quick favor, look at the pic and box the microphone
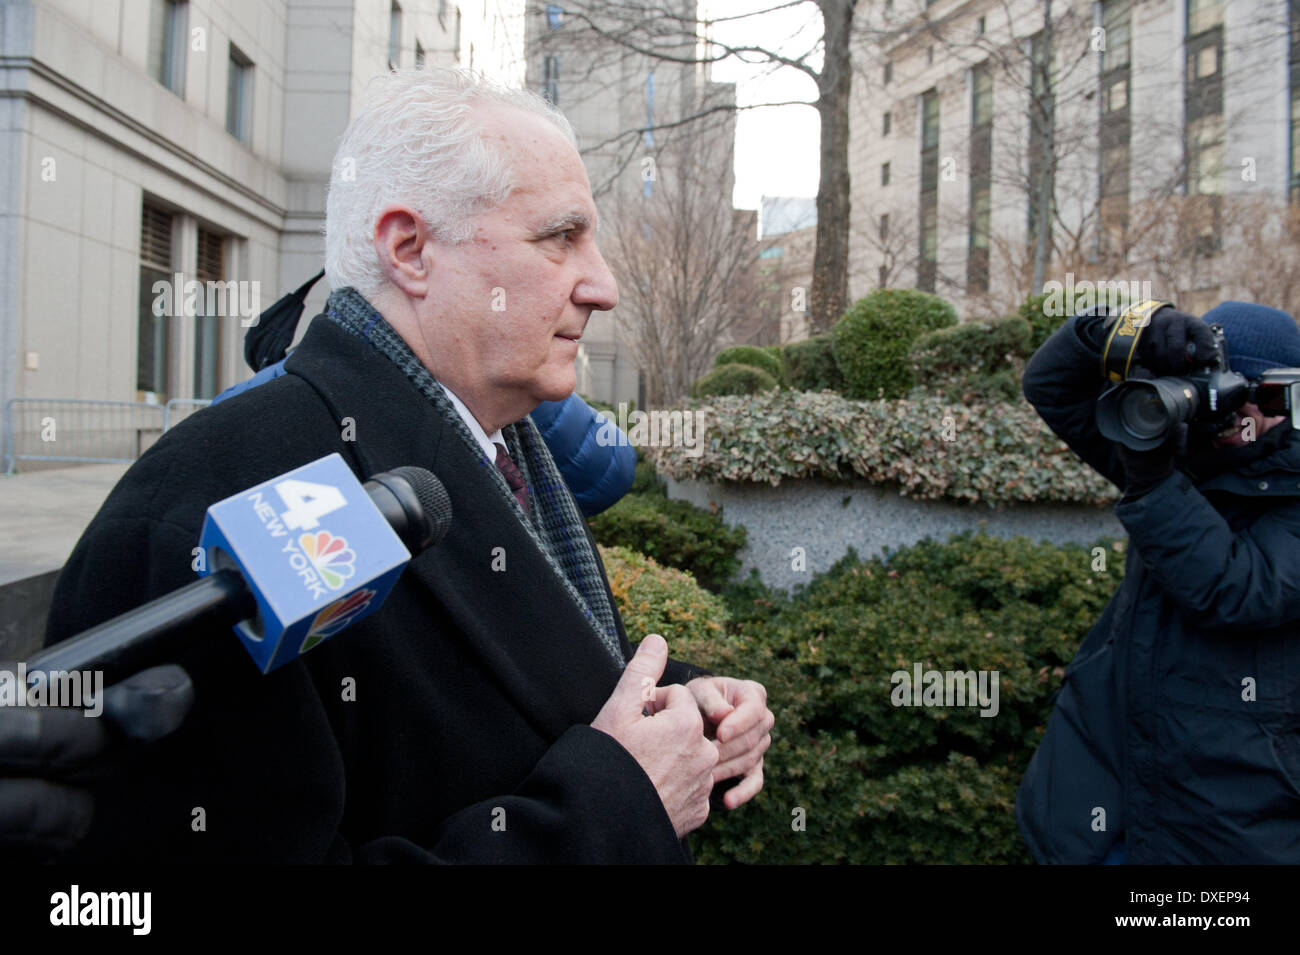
[29,454,452,681]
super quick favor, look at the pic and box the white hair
[324,69,576,298]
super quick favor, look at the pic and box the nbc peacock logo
[299,530,356,590]
[300,588,377,653]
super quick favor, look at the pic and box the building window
[1185,0,1224,197]
[543,55,560,105]
[389,1,402,69]
[148,0,187,96]
[1102,1,1131,71]
[547,4,564,29]
[978,16,986,35]
[927,46,934,66]
[918,88,940,292]
[881,161,891,186]
[880,213,890,239]
[884,60,893,85]
[1187,113,1224,195]
[968,64,992,292]
[193,229,226,401]
[138,204,174,398]
[454,8,462,63]
[226,45,253,143]
[415,40,425,69]
[883,111,891,136]
[1187,0,1224,36]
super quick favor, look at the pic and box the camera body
[1097,323,1250,451]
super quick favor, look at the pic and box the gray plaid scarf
[324,287,625,663]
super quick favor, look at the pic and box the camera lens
[1118,387,1170,440]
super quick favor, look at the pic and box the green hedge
[781,334,844,392]
[589,492,748,591]
[715,345,785,384]
[909,316,1033,402]
[600,545,729,646]
[661,532,1127,864]
[652,390,1118,506]
[833,289,958,399]
[691,363,779,398]
[1020,293,1071,353]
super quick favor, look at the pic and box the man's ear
[373,204,434,298]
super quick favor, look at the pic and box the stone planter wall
[666,477,1124,592]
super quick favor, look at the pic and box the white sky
[701,0,823,210]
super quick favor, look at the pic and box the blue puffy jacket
[211,358,636,517]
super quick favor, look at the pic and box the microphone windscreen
[389,467,453,547]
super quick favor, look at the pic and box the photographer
[1016,300,1300,864]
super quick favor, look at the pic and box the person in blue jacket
[1016,299,1300,864]
[212,351,635,518]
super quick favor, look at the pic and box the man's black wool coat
[44,315,705,863]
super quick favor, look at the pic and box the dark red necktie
[494,442,530,517]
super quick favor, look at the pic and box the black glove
[0,663,194,860]
[1135,307,1218,377]
[1116,423,1187,498]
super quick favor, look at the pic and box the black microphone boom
[28,467,452,683]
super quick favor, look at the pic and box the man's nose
[576,243,619,311]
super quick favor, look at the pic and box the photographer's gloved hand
[1116,423,1187,499]
[0,663,194,860]
[1136,307,1219,376]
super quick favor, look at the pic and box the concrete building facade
[849,0,1299,319]
[0,0,524,467]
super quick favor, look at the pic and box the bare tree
[602,126,767,405]
[529,0,862,334]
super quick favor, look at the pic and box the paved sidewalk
[0,463,131,586]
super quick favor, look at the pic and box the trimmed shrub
[691,363,778,398]
[654,390,1118,506]
[1020,293,1070,353]
[715,345,784,384]
[909,316,1033,402]
[588,493,748,591]
[672,531,1127,864]
[630,458,667,497]
[833,289,958,399]
[600,545,729,646]
[782,334,844,393]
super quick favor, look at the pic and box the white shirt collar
[438,382,505,463]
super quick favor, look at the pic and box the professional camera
[1095,302,1300,451]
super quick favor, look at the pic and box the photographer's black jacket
[1017,315,1300,864]
[43,316,704,863]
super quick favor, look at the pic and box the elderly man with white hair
[41,69,773,863]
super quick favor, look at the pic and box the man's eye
[551,230,576,245]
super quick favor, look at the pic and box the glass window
[148,0,187,96]
[1102,0,1131,72]
[922,90,940,149]
[226,45,252,142]
[883,111,891,136]
[881,162,891,186]
[194,229,225,401]
[138,205,173,398]
[972,65,993,126]
[1107,77,1127,112]
[1187,0,1224,36]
